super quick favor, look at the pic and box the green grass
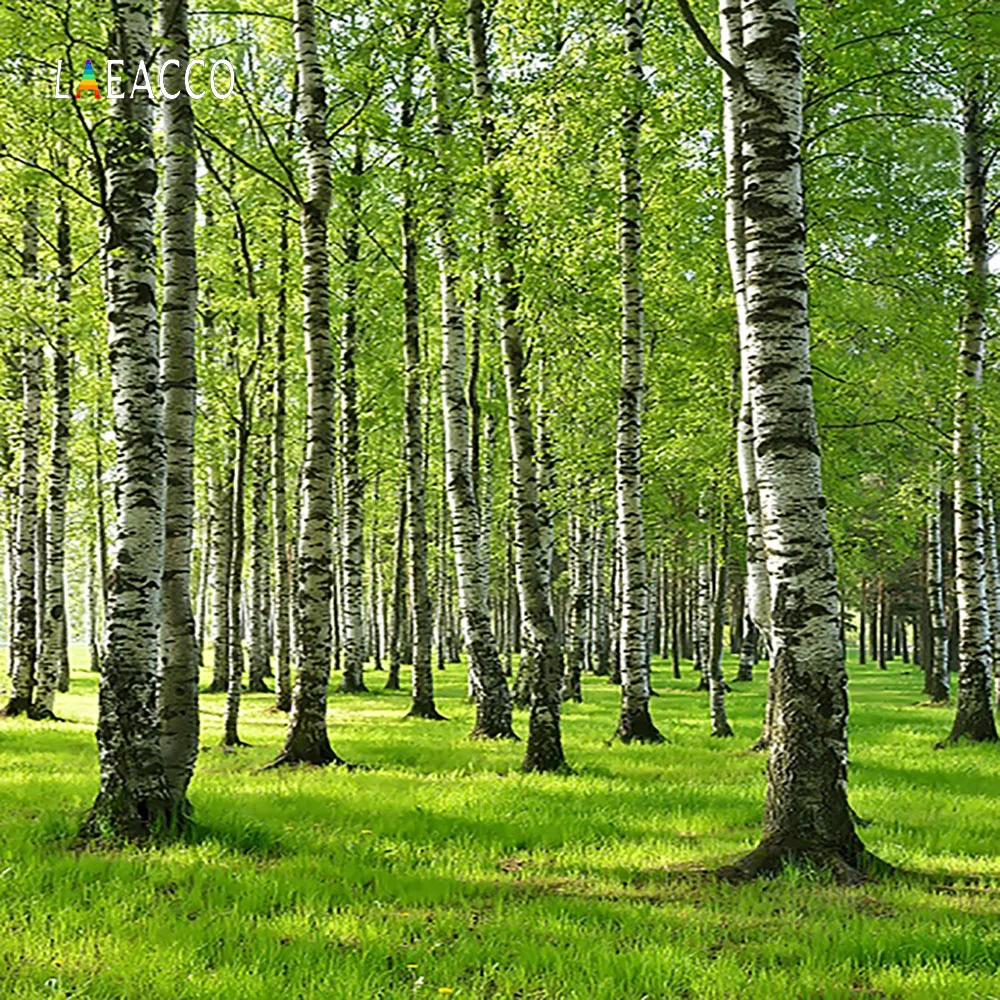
[3,651,1000,999]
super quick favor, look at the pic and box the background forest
[1,0,1000,996]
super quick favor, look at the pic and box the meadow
[2,652,1000,999]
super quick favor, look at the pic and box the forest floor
[2,652,1000,999]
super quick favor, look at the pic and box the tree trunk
[270,0,344,766]
[82,0,175,837]
[272,210,292,712]
[433,21,514,736]
[34,196,72,717]
[947,76,997,743]
[563,513,589,703]
[709,520,733,738]
[614,0,661,744]
[208,465,232,693]
[385,485,406,691]
[3,203,41,719]
[401,64,443,721]
[718,0,871,878]
[248,440,271,693]
[721,0,770,680]
[222,418,249,747]
[337,142,368,695]
[468,0,565,772]
[157,0,200,810]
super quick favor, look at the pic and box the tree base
[1,696,31,718]
[615,706,665,744]
[79,791,186,843]
[274,696,291,713]
[383,677,401,691]
[404,701,447,721]
[28,705,68,722]
[261,749,349,770]
[247,681,271,694]
[521,754,571,774]
[338,677,369,694]
[711,723,734,738]
[204,681,228,694]
[469,723,519,740]
[717,838,891,885]
[749,733,769,752]
[220,736,252,749]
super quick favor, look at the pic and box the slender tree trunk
[3,204,41,719]
[249,440,271,692]
[563,513,588,702]
[401,65,443,721]
[86,539,101,673]
[718,0,871,878]
[208,465,231,693]
[859,576,867,665]
[336,142,368,695]
[614,0,661,743]
[34,197,72,717]
[709,519,733,738]
[385,485,406,691]
[270,0,344,766]
[82,0,175,837]
[222,418,250,747]
[272,210,293,712]
[157,0,200,808]
[433,21,514,736]
[194,511,211,661]
[947,75,997,743]
[468,0,565,771]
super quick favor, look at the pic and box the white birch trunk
[83,0,173,837]
[271,0,344,765]
[34,197,72,716]
[3,203,41,718]
[948,75,997,743]
[720,0,870,877]
[468,0,565,771]
[157,0,200,807]
[433,20,515,737]
[927,478,950,703]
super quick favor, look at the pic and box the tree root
[404,704,448,721]
[717,840,892,884]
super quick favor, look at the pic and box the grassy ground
[2,651,1000,999]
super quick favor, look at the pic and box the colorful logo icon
[75,59,102,100]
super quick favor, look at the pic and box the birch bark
[34,196,72,717]
[433,20,514,737]
[720,0,872,877]
[83,0,174,837]
[467,0,565,771]
[3,203,41,719]
[947,75,997,743]
[157,0,200,807]
[270,0,344,766]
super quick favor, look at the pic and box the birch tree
[82,0,174,838]
[33,195,71,718]
[2,203,41,719]
[401,45,443,721]
[467,0,566,771]
[946,73,997,744]
[157,0,200,808]
[433,18,515,739]
[715,0,874,878]
[270,0,344,766]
